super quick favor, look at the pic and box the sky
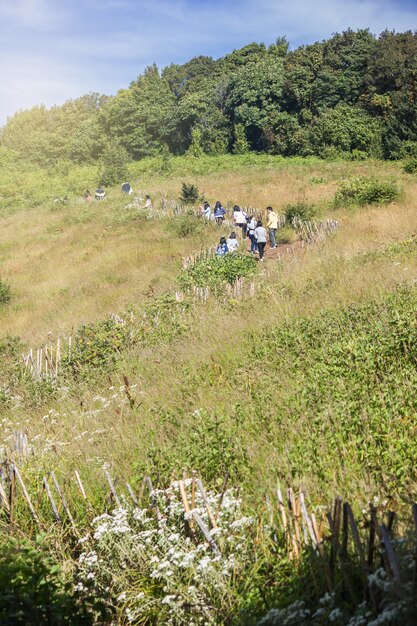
[0,0,416,127]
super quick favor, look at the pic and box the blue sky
[0,0,416,127]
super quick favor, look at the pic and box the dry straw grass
[1,156,416,499]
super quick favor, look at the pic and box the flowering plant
[76,481,255,624]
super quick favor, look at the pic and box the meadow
[1,153,417,624]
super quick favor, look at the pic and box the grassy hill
[1,154,417,624]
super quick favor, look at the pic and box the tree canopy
[1,29,416,166]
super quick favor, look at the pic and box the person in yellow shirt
[266,206,278,248]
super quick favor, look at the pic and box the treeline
[1,29,416,168]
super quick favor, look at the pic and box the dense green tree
[99,141,129,186]
[1,30,416,167]
[225,57,285,148]
[308,104,383,157]
[99,65,176,159]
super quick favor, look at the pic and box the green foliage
[1,30,417,165]
[276,226,296,244]
[308,104,383,158]
[179,182,200,204]
[166,215,203,238]
[63,317,132,374]
[98,141,129,186]
[233,124,250,154]
[187,127,205,157]
[403,158,417,174]
[0,279,11,305]
[334,176,401,207]
[0,536,92,625]
[247,286,417,495]
[179,253,257,291]
[284,201,316,224]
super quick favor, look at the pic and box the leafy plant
[0,536,93,625]
[284,201,316,224]
[179,253,257,291]
[0,279,11,305]
[179,182,200,204]
[334,176,401,207]
[166,215,203,238]
[403,158,417,174]
[62,316,132,374]
[276,226,296,244]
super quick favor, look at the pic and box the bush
[403,158,417,174]
[0,536,92,625]
[334,176,401,207]
[276,226,296,244]
[166,215,203,238]
[62,316,132,374]
[0,279,11,305]
[179,182,200,204]
[179,253,257,291]
[284,202,316,224]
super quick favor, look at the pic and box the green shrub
[179,253,257,291]
[0,536,93,625]
[403,158,417,174]
[62,316,132,373]
[0,279,11,305]
[166,215,202,238]
[334,176,401,207]
[179,182,200,204]
[284,201,316,224]
[276,226,296,244]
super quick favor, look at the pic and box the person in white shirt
[233,205,248,238]
[227,232,239,253]
[247,215,258,254]
[201,201,211,220]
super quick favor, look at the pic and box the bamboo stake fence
[0,460,415,607]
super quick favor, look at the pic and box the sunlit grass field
[0,153,416,505]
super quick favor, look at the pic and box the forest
[1,28,416,172]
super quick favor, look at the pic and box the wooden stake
[43,476,61,523]
[196,479,217,529]
[13,464,41,528]
[50,471,78,534]
[104,470,121,508]
[192,511,220,555]
[74,470,87,500]
[126,482,139,506]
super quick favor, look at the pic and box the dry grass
[1,156,416,501]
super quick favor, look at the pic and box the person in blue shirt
[216,237,229,257]
[213,201,226,225]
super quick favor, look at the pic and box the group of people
[203,202,279,261]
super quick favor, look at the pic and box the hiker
[254,220,267,261]
[233,205,248,238]
[266,206,278,248]
[83,189,92,202]
[201,201,211,220]
[143,195,152,210]
[213,201,226,226]
[95,187,106,200]
[247,215,258,254]
[216,236,229,257]
[121,182,133,195]
[227,232,239,253]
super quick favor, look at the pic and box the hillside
[0,151,417,623]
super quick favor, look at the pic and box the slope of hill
[1,154,417,624]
